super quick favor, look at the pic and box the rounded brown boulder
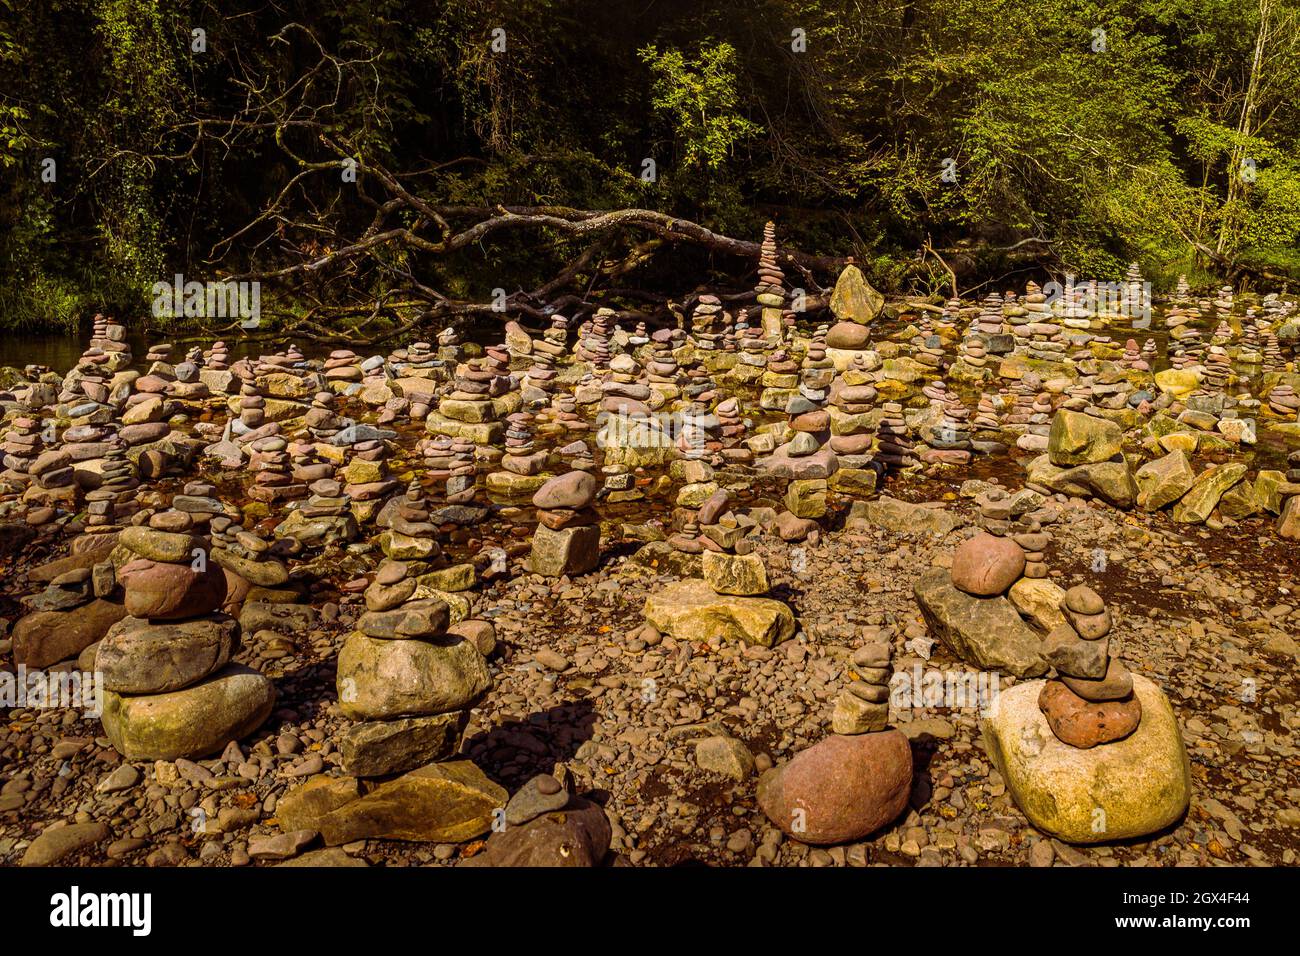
[532,471,598,510]
[825,321,872,350]
[950,532,1025,596]
[120,558,228,620]
[757,730,912,845]
[1038,679,1141,748]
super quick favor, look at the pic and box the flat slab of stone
[847,497,959,536]
[281,762,507,845]
[913,568,1047,677]
[643,578,795,647]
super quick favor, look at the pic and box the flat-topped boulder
[643,578,795,647]
[981,675,1190,843]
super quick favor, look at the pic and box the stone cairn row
[1,227,1294,861]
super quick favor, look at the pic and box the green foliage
[639,42,764,171]
[2,0,1299,331]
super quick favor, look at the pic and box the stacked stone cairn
[529,471,600,577]
[98,520,275,760]
[875,401,917,470]
[336,559,490,778]
[757,629,910,845]
[575,308,615,370]
[920,380,972,464]
[754,220,788,338]
[692,295,727,351]
[523,314,568,400]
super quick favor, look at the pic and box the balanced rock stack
[971,293,1003,336]
[826,372,877,465]
[380,480,442,563]
[760,348,800,410]
[320,349,361,389]
[874,401,917,470]
[645,530,795,647]
[1267,384,1300,418]
[0,416,43,493]
[529,471,601,577]
[501,410,545,476]
[523,314,568,399]
[86,442,140,529]
[676,403,720,461]
[234,379,267,436]
[955,333,990,380]
[921,380,972,464]
[645,329,682,400]
[981,581,1191,844]
[754,220,787,337]
[914,524,1046,679]
[715,397,745,445]
[341,436,399,522]
[1203,346,1231,391]
[758,633,911,845]
[248,434,305,504]
[1038,584,1139,744]
[692,295,726,351]
[1173,274,1191,305]
[98,521,275,760]
[1122,261,1146,317]
[1061,280,1093,327]
[1214,284,1234,317]
[277,453,359,549]
[832,640,893,734]
[304,390,343,442]
[575,308,615,370]
[433,347,514,445]
[935,298,961,335]
[335,561,490,778]
[203,340,230,370]
[914,332,946,371]
[799,325,834,402]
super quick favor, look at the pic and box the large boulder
[528,524,600,577]
[1026,455,1136,509]
[1134,449,1195,511]
[338,713,467,778]
[336,632,490,720]
[12,599,128,668]
[100,664,275,760]
[1047,410,1123,466]
[1171,462,1247,523]
[643,578,796,647]
[459,797,612,867]
[97,614,238,694]
[279,762,507,845]
[950,532,1025,596]
[119,558,227,619]
[828,263,884,324]
[845,497,959,536]
[1153,367,1201,400]
[913,568,1047,677]
[981,675,1190,843]
[757,731,911,844]
[702,551,769,596]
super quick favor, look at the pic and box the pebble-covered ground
[3,469,1296,867]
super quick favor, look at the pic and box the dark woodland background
[2,0,1298,334]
